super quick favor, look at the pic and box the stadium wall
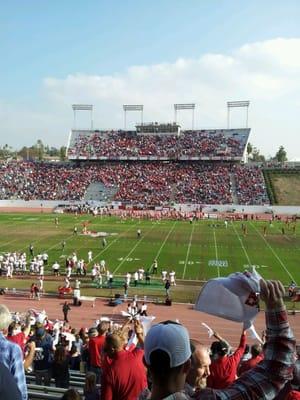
[0,200,299,215]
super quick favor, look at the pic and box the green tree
[59,146,67,161]
[247,142,253,156]
[274,146,287,162]
[35,139,44,161]
[251,147,265,162]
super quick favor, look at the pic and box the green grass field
[0,213,299,287]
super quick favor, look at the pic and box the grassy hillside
[264,169,300,205]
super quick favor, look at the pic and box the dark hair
[251,344,261,357]
[211,341,228,357]
[84,372,96,393]
[7,321,17,336]
[61,389,81,400]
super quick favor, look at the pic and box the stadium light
[123,104,144,130]
[174,103,196,129]
[72,104,94,130]
[227,101,250,129]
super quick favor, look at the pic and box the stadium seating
[0,161,269,205]
[67,129,250,160]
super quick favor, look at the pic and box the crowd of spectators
[0,161,269,205]
[67,129,248,159]
[0,279,298,400]
[233,165,269,205]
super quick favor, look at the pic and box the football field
[0,213,299,286]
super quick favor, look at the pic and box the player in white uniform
[125,272,131,286]
[38,276,44,292]
[66,265,72,278]
[88,250,93,263]
[162,270,167,282]
[52,261,60,276]
[6,264,13,279]
[169,270,176,286]
[138,268,144,281]
[100,259,106,273]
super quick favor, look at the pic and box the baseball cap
[36,327,45,338]
[144,321,191,368]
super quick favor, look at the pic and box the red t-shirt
[7,332,27,354]
[101,348,147,400]
[207,333,246,389]
[239,354,264,375]
[88,335,105,367]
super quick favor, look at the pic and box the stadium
[1,3,300,398]
[0,102,299,289]
[1,104,299,398]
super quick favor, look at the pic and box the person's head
[61,389,81,400]
[186,339,211,389]
[210,340,228,358]
[8,321,21,336]
[144,321,191,390]
[0,305,12,333]
[97,320,110,336]
[103,333,126,359]
[251,344,262,358]
[84,372,97,393]
[88,327,98,338]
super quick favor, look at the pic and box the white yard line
[182,223,196,279]
[232,222,252,266]
[89,223,138,264]
[250,222,297,284]
[113,223,158,275]
[154,221,177,260]
[0,238,19,249]
[213,229,220,278]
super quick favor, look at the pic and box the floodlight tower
[72,104,94,130]
[227,101,250,128]
[123,105,144,130]
[174,103,196,129]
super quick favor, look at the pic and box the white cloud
[1,37,300,159]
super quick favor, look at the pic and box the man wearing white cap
[140,280,295,400]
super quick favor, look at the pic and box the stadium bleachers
[0,161,269,205]
[67,128,250,161]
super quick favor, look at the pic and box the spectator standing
[0,305,27,400]
[186,340,211,391]
[88,321,109,384]
[52,346,70,388]
[140,279,295,400]
[84,372,101,400]
[33,327,54,386]
[207,330,246,389]
[101,320,147,400]
[0,362,22,400]
[238,344,263,376]
[69,343,81,370]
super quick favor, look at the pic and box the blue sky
[1,0,300,158]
